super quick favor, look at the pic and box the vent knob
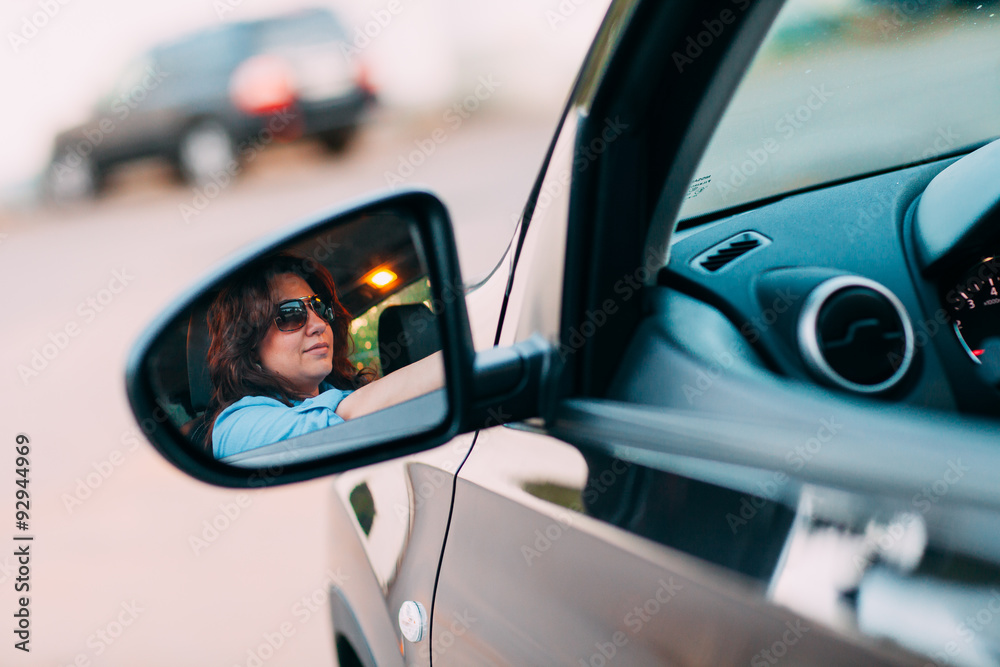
[798,277,914,393]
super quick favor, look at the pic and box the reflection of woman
[204,254,443,459]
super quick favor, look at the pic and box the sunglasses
[273,294,334,332]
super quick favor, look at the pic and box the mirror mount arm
[462,335,556,431]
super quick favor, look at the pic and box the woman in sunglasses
[204,253,443,458]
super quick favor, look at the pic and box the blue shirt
[212,382,352,459]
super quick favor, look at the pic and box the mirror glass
[141,208,447,469]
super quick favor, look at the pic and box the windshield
[679,0,1000,221]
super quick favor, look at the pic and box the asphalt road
[0,110,553,666]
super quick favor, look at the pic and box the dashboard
[664,138,1000,419]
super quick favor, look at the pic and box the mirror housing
[126,189,476,487]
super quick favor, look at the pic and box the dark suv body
[45,7,374,200]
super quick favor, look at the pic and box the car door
[428,0,1000,664]
[322,248,511,667]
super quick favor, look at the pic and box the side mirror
[126,190,476,487]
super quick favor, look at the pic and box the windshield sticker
[685,174,711,199]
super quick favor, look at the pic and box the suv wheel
[44,152,100,203]
[318,127,357,154]
[178,121,237,186]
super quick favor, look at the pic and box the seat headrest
[377,303,440,376]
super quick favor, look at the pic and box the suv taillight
[229,55,296,114]
[356,61,375,96]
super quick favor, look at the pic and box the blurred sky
[1,0,609,189]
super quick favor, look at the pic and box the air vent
[692,231,770,273]
[798,276,914,394]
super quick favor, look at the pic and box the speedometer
[945,257,1000,364]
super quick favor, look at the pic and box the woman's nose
[305,306,328,332]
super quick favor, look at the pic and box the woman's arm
[336,351,444,421]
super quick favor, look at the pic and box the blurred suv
[44,7,375,201]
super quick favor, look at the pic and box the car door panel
[434,427,928,665]
[324,247,512,666]
[433,233,1000,664]
[325,426,479,667]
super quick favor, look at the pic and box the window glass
[679,0,1000,222]
[255,10,346,50]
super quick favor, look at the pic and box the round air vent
[798,276,914,393]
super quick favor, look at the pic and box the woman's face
[257,273,335,397]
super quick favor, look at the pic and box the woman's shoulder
[318,381,350,394]
[218,385,348,419]
[212,394,289,458]
[211,386,352,458]
[217,393,287,417]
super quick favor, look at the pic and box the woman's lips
[304,343,329,354]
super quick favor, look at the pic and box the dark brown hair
[202,253,374,449]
